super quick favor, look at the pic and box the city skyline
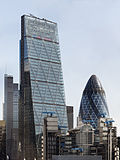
[0,0,120,135]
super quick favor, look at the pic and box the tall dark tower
[79,75,109,129]
[4,74,19,160]
[19,14,68,160]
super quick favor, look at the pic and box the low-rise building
[90,117,119,160]
[52,155,102,160]
[43,116,59,160]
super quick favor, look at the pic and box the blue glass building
[19,15,68,160]
[79,75,109,129]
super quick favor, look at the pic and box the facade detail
[19,14,68,159]
[79,75,109,129]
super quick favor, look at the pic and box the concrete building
[75,124,94,155]
[66,106,73,130]
[90,117,119,160]
[56,124,94,156]
[43,115,59,160]
[57,117,119,160]
[56,131,74,155]
[42,115,119,160]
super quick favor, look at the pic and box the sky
[0,0,120,135]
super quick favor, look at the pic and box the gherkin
[79,75,109,129]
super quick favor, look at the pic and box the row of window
[30,76,63,84]
[28,54,60,63]
[26,46,60,55]
[27,51,60,59]
[32,99,65,105]
[32,92,64,99]
[26,20,56,31]
[31,85,64,93]
[30,70,63,79]
[26,40,59,51]
[27,56,60,64]
[30,61,62,72]
[31,92,65,101]
[31,81,64,89]
[32,90,64,96]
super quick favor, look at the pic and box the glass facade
[19,15,68,159]
[79,75,109,129]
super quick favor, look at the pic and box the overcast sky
[0,0,120,135]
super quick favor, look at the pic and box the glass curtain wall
[79,75,109,129]
[19,15,68,160]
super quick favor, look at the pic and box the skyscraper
[3,74,19,160]
[19,14,68,159]
[79,75,109,129]
[4,75,13,145]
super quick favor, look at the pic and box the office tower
[19,14,68,160]
[4,75,13,142]
[0,120,6,160]
[4,74,19,160]
[79,75,109,129]
[4,74,13,158]
[66,106,73,130]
